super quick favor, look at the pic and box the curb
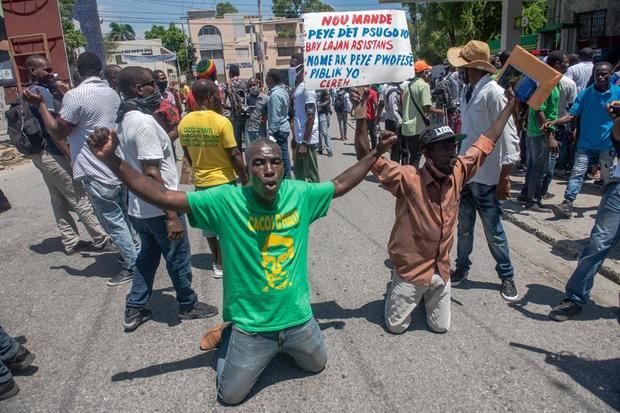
[503,211,620,286]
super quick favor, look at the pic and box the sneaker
[327,152,333,157]
[516,194,527,203]
[524,202,548,213]
[179,302,219,320]
[213,264,224,279]
[200,322,232,351]
[552,200,573,219]
[542,192,556,200]
[106,269,133,286]
[64,240,93,256]
[549,298,583,322]
[317,149,323,155]
[124,308,152,332]
[0,379,19,401]
[6,345,35,371]
[500,277,519,302]
[93,239,120,253]
[450,269,469,286]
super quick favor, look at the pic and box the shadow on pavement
[148,287,182,327]
[30,237,64,254]
[110,351,217,382]
[509,283,617,322]
[510,342,620,411]
[50,253,120,279]
[341,152,357,157]
[452,279,499,292]
[191,253,214,271]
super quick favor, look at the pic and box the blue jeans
[542,151,558,197]
[564,149,614,202]
[0,326,19,383]
[524,135,549,204]
[126,214,197,311]
[456,182,514,279]
[273,130,291,179]
[216,318,327,405]
[82,178,139,269]
[565,182,620,305]
[318,113,332,155]
[232,118,246,149]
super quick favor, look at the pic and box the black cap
[421,125,466,147]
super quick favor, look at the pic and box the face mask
[156,80,168,94]
[288,65,301,88]
[458,69,469,84]
[250,85,260,96]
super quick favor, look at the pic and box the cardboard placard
[496,45,562,110]
[352,87,368,120]
[303,10,413,90]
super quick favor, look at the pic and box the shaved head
[192,79,220,107]
[246,139,281,163]
[24,54,49,69]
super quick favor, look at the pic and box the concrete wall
[105,40,178,81]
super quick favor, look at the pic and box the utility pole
[180,16,193,80]
[257,0,266,87]
[249,24,256,79]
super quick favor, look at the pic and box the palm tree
[106,22,136,41]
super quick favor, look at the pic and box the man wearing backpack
[19,55,110,255]
[23,52,138,287]
[224,65,248,149]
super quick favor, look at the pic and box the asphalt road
[0,121,618,412]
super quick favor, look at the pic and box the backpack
[5,96,46,155]
[334,92,345,113]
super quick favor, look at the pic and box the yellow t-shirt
[179,110,238,187]
[181,84,190,97]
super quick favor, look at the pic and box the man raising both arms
[179,79,247,278]
[88,127,395,405]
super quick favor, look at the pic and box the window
[577,10,606,40]
[277,47,295,57]
[115,55,125,65]
[200,50,224,60]
[245,25,253,34]
[198,25,220,36]
[235,47,248,58]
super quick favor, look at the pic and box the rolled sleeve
[457,135,496,185]
[371,157,407,198]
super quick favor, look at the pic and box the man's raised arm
[88,128,191,213]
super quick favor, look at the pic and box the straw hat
[447,40,496,74]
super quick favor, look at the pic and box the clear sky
[97,0,406,38]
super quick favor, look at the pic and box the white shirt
[380,84,402,125]
[343,92,352,113]
[557,75,578,118]
[459,74,520,186]
[293,82,319,145]
[566,61,594,92]
[117,111,179,219]
[59,77,121,185]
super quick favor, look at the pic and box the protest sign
[303,10,413,90]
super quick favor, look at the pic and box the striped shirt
[59,77,121,185]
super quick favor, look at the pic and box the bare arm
[142,160,184,240]
[23,89,74,141]
[182,145,192,166]
[333,122,396,198]
[225,147,248,185]
[88,128,190,213]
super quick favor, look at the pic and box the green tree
[215,2,238,17]
[59,0,86,64]
[408,1,547,65]
[145,23,193,73]
[272,0,333,18]
[106,22,136,41]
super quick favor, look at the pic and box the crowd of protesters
[0,40,619,404]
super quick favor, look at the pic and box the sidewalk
[504,171,620,285]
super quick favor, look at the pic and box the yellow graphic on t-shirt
[248,209,300,232]
[261,234,295,292]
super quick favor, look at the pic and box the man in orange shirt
[353,89,517,333]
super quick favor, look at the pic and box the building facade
[187,11,303,83]
[538,0,620,60]
[105,39,178,81]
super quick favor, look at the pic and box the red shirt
[366,88,378,121]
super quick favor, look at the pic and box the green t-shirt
[186,179,335,332]
[527,85,560,137]
[402,78,432,137]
